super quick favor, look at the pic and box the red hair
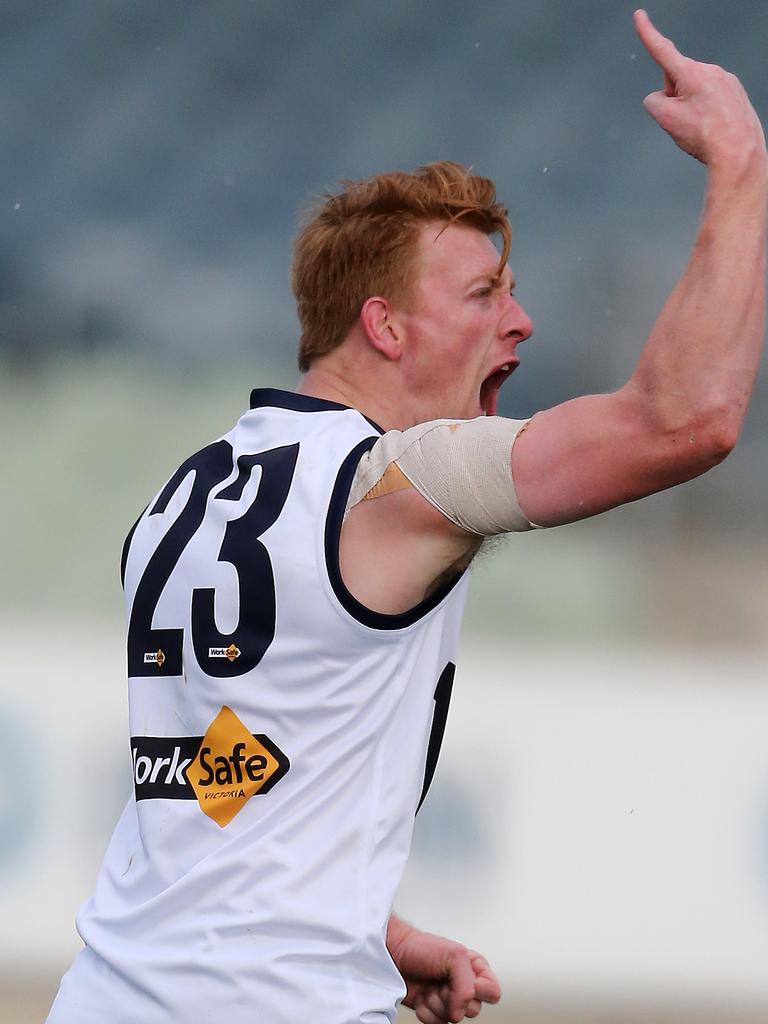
[292,161,511,371]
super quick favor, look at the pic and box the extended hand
[387,916,500,1023]
[634,9,766,166]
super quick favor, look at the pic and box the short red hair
[292,161,511,372]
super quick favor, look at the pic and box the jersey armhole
[323,437,465,631]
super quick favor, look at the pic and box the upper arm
[511,384,730,528]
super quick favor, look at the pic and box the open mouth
[479,361,518,416]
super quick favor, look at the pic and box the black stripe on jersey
[250,388,350,414]
[325,439,464,630]
[249,388,385,435]
[417,661,456,813]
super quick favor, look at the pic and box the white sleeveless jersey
[48,389,469,1024]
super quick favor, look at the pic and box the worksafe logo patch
[131,707,290,827]
[188,706,288,826]
[208,644,240,662]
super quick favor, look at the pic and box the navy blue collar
[249,388,384,434]
[249,388,352,413]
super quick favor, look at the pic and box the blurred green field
[4,354,767,652]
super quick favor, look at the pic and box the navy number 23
[124,440,299,679]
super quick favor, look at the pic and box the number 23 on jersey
[123,440,299,680]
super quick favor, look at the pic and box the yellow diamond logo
[226,643,240,663]
[187,706,289,827]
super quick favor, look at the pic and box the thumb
[642,90,671,121]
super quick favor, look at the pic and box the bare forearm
[386,911,411,958]
[628,153,768,446]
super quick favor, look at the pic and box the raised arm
[511,9,768,527]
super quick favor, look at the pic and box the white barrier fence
[2,616,768,1012]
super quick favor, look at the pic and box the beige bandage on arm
[347,416,538,535]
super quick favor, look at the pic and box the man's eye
[472,288,492,299]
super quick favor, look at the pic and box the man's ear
[360,297,402,361]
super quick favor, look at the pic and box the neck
[297,362,419,432]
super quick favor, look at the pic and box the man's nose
[501,300,534,343]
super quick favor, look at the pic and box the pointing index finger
[634,9,687,77]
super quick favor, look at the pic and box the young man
[47,11,766,1024]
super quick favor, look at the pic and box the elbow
[624,379,746,465]
[624,383,742,463]
[672,409,741,473]
[705,423,739,461]
[694,402,742,460]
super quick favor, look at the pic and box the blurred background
[2,1,767,1021]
